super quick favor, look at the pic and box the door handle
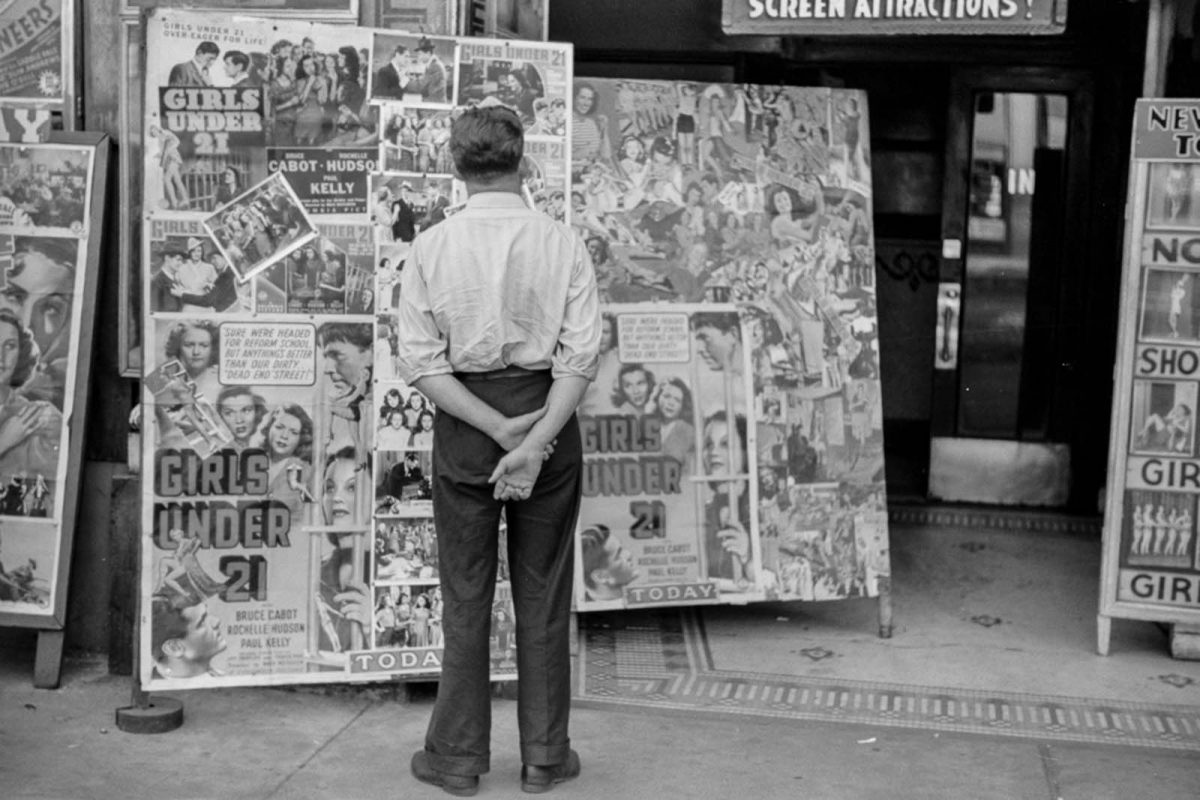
[936,283,960,370]
[940,306,954,363]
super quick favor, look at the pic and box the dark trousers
[424,369,581,777]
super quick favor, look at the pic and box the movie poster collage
[140,10,572,688]
[569,79,889,610]
[0,141,96,615]
[1120,160,1200,577]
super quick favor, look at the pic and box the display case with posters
[0,133,111,687]
[0,0,79,126]
[1099,99,1200,654]
[138,9,572,690]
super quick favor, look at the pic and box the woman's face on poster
[322,458,357,524]
[621,369,650,408]
[658,383,684,420]
[702,418,743,476]
[0,320,20,387]
[268,411,302,458]
[772,188,792,216]
[575,86,595,115]
[180,326,213,375]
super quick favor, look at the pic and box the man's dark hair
[196,41,220,57]
[317,321,372,351]
[224,51,249,71]
[450,106,524,182]
[691,311,741,337]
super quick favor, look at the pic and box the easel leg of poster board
[876,576,893,638]
[115,623,184,733]
[33,629,65,689]
[1096,614,1112,656]
[569,611,579,658]
[114,533,184,734]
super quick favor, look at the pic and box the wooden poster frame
[1098,99,1200,654]
[0,131,111,688]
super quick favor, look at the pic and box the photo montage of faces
[140,11,576,687]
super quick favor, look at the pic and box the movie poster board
[569,79,889,611]
[117,0,360,379]
[0,0,77,116]
[139,9,572,689]
[1099,99,1200,653]
[0,133,110,634]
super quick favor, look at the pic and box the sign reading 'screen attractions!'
[721,0,1067,35]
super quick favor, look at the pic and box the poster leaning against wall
[569,79,889,611]
[0,134,109,633]
[139,9,574,689]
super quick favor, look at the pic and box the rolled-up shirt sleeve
[394,241,454,383]
[551,234,602,381]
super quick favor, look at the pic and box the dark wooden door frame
[933,67,1095,445]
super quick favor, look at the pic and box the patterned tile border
[574,610,1200,752]
[887,505,1102,535]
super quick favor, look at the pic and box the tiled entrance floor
[574,507,1200,751]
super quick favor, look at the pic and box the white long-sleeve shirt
[395,191,601,383]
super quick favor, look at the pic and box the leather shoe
[411,750,480,797]
[520,749,581,794]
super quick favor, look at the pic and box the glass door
[930,69,1093,506]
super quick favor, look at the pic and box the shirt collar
[466,191,527,210]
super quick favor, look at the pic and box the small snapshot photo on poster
[1139,267,1200,343]
[376,382,435,451]
[378,104,454,174]
[202,172,316,280]
[1130,378,1198,457]
[374,240,409,315]
[457,52,556,133]
[0,528,53,608]
[375,449,433,516]
[373,516,438,582]
[0,144,93,234]
[146,223,248,315]
[369,174,453,244]
[369,33,455,106]
[1145,162,1200,230]
[1122,488,1197,570]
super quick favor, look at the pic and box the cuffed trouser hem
[424,748,490,777]
[520,739,571,767]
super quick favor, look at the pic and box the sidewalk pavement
[2,629,1199,800]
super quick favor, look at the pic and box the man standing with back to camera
[395,105,600,796]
